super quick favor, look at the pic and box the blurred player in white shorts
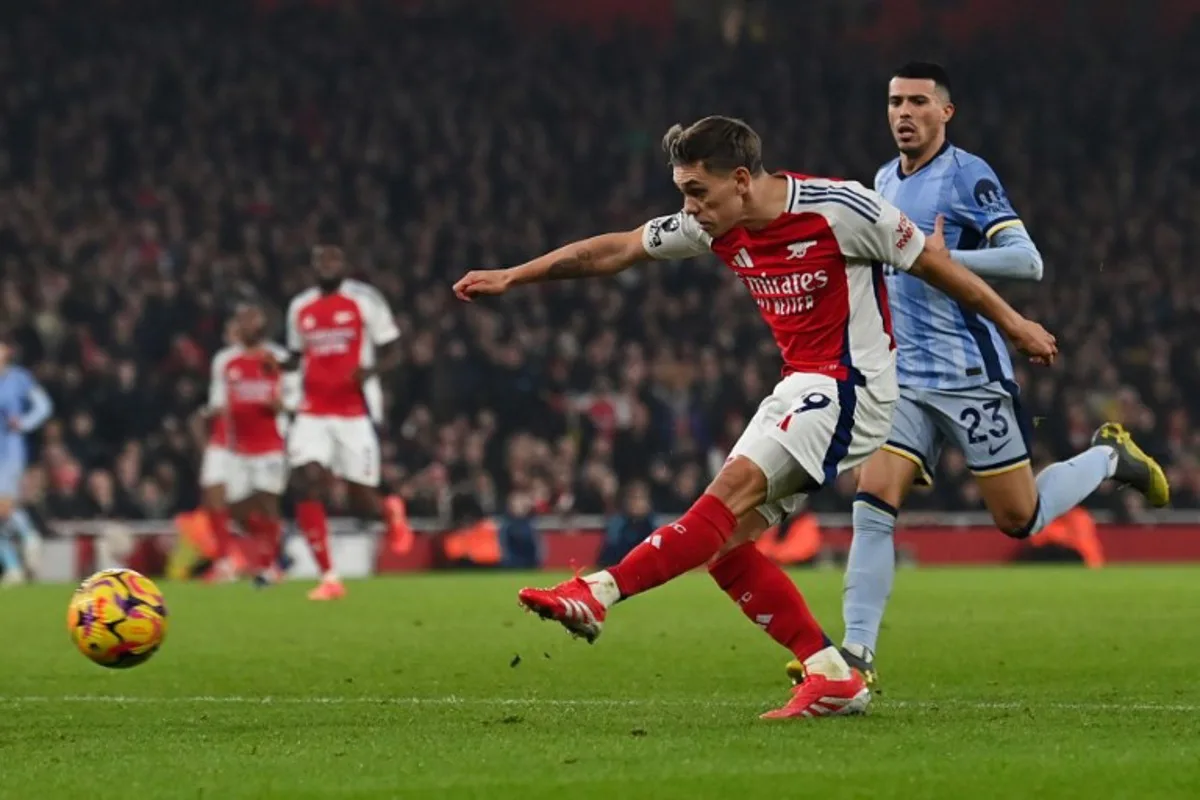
[208,302,292,584]
[199,318,241,580]
[283,232,410,601]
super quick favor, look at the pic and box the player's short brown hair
[661,116,764,175]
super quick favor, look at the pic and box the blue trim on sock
[854,491,898,519]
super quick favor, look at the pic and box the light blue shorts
[882,381,1031,486]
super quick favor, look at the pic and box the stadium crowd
[1,2,1197,528]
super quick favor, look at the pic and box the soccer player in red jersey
[283,238,410,601]
[199,318,241,581]
[454,117,1056,719]
[209,302,291,585]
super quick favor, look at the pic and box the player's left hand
[6,417,20,432]
[1008,318,1058,366]
[926,214,949,254]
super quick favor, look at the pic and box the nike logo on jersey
[987,441,1010,457]
[786,241,816,259]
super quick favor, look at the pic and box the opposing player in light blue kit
[786,63,1169,688]
[0,339,53,585]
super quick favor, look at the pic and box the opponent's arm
[908,244,1056,363]
[16,379,52,433]
[454,229,649,300]
[839,184,1056,364]
[927,212,1043,282]
[948,158,1042,280]
[949,225,1043,281]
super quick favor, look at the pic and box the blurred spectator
[600,482,660,567]
[498,492,541,569]
[0,2,1195,523]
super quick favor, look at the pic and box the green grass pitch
[3,567,1200,799]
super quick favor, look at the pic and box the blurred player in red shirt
[284,237,411,600]
[209,301,291,584]
[199,318,241,580]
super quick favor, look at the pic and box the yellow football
[68,569,168,668]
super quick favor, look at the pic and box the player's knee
[994,503,1039,540]
[857,452,915,509]
[294,463,325,497]
[705,456,769,519]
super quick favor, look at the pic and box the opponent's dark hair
[661,116,764,175]
[892,62,952,98]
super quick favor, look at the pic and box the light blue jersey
[875,142,1023,390]
[0,366,53,499]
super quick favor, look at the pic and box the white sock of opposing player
[842,492,897,655]
[1028,446,1117,535]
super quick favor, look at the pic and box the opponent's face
[236,305,267,344]
[887,77,954,155]
[673,163,752,237]
[312,245,346,292]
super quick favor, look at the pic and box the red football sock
[247,514,283,571]
[608,494,738,599]
[296,500,333,574]
[206,508,233,559]
[709,542,831,661]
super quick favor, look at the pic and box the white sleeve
[280,371,302,413]
[208,353,228,409]
[640,213,712,260]
[285,297,303,352]
[827,182,926,272]
[360,287,400,347]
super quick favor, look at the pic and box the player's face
[673,163,752,237]
[887,78,954,154]
[0,343,9,369]
[312,245,347,292]
[236,305,267,344]
[223,319,240,347]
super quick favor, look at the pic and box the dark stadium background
[2,0,1197,577]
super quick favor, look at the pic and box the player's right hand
[1008,318,1058,365]
[453,269,513,302]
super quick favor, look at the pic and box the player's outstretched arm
[453,228,651,301]
[909,244,1057,364]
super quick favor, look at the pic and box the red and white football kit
[285,279,399,487]
[640,173,925,524]
[518,173,928,720]
[208,343,289,502]
[199,414,232,490]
